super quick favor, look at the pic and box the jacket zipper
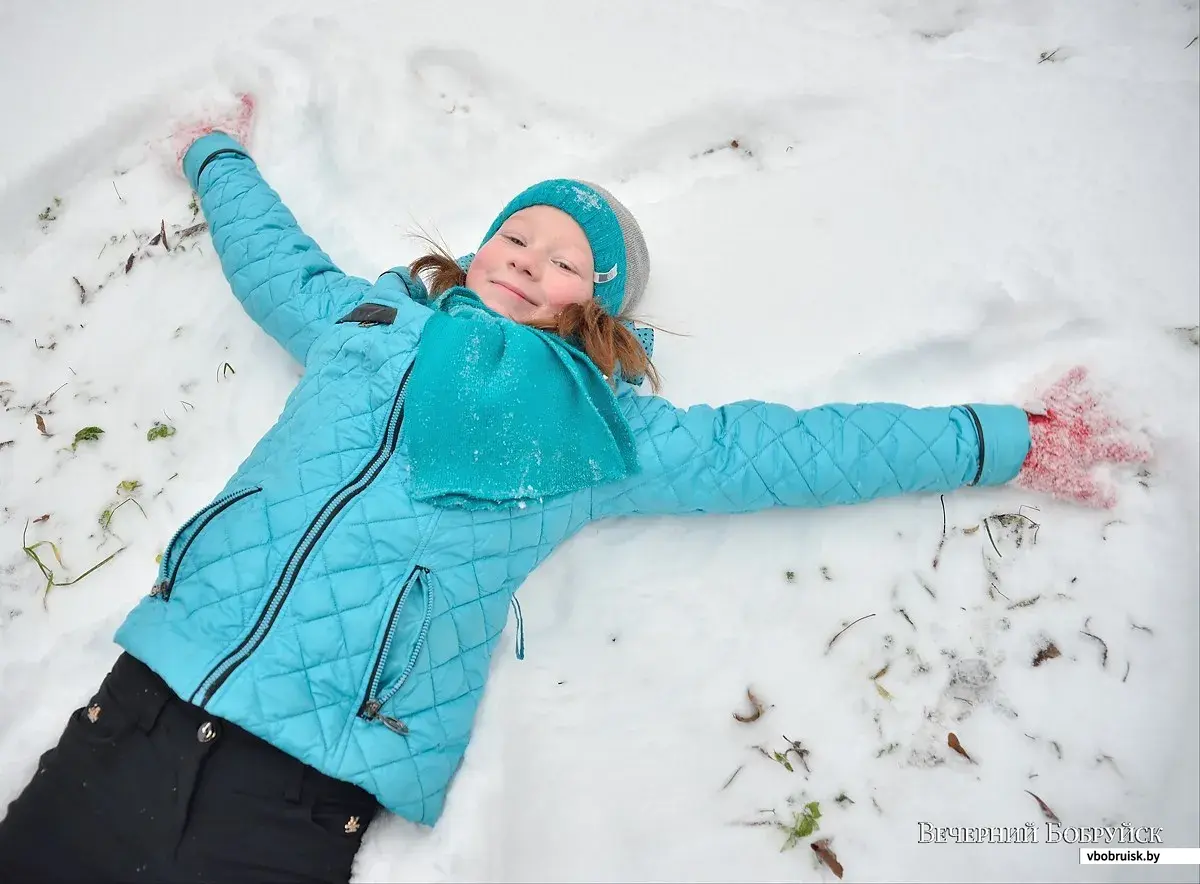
[151,487,262,601]
[189,362,415,707]
[358,565,434,736]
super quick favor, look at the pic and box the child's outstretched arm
[181,128,372,366]
[592,365,1150,518]
[591,388,1030,519]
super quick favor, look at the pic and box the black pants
[0,652,379,883]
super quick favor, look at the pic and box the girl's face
[466,205,594,323]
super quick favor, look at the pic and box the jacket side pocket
[151,487,263,601]
[357,566,435,736]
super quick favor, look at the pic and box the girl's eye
[504,234,526,246]
[554,260,578,274]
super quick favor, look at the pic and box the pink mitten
[170,93,257,170]
[1014,366,1151,509]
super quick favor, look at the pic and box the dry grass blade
[178,222,208,241]
[733,687,767,723]
[22,520,124,610]
[720,765,744,790]
[1026,790,1061,824]
[932,494,947,569]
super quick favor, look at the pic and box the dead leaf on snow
[947,732,975,763]
[1032,642,1061,667]
[811,839,844,879]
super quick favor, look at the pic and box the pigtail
[409,239,467,297]
[529,302,661,394]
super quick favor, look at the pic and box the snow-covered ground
[1,1,1198,881]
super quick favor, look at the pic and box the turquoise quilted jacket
[113,133,1032,826]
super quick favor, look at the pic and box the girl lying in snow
[0,95,1150,883]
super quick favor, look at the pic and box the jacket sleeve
[590,385,1032,519]
[182,132,372,366]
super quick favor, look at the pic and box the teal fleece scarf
[404,288,640,510]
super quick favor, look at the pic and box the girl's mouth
[492,280,534,305]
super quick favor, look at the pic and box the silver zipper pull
[361,700,409,735]
[378,714,410,735]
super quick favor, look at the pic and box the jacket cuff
[962,404,1032,487]
[183,132,251,192]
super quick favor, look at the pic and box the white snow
[1,1,1198,881]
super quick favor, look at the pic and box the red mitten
[1014,366,1151,509]
[170,92,257,170]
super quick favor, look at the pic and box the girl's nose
[509,253,539,277]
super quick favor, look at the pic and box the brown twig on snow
[1079,618,1108,669]
[825,614,876,654]
[984,518,1002,558]
[720,765,744,791]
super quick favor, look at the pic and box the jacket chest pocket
[151,487,263,601]
[358,566,435,736]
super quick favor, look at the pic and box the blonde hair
[409,239,662,394]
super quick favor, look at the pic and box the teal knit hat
[477,178,650,318]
